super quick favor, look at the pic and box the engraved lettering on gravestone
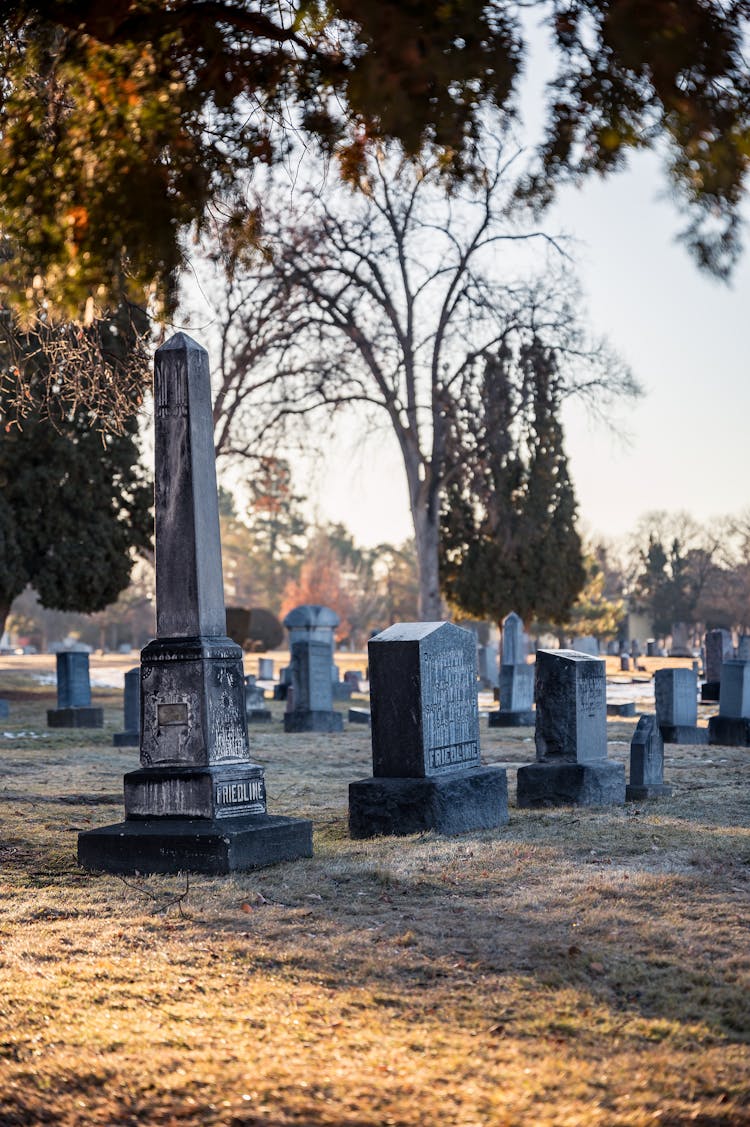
[155,359,188,418]
[158,702,189,726]
[215,776,266,817]
[421,652,480,773]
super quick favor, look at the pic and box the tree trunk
[412,498,443,621]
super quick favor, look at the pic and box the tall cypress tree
[440,338,585,627]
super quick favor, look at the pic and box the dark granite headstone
[626,714,672,800]
[244,675,272,723]
[620,655,631,672]
[516,650,625,807]
[348,707,371,725]
[702,628,733,701]
[113,667,140,747]
[631,639,642,658]
[78,333,312,874]
[708,660,750,746]
[47,651,103,729]
[646,640,657,658]
[283,606,343,731]
[654,667,706,744]
[349,622,508,836]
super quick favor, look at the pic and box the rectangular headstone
[499,663,534,713]
[736,636,750,662]
[257,657,274,679]
[654,668,697,727]
[719,661,750,719]
[573,636,599,657]
[501,612,524,666]
[626,714,672,800]
[705,629,733,682]
[534,650,607,763]
[369,622,481,778]
[56,652,92,709]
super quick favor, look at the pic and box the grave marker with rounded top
[78,333,312,874]
[516,649,625,807]
[348,621,508,837]
[654,667,707,744]
[47,651,103,728]
[708,660,750,746]
[626,714,672,800]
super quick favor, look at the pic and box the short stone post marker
[708,661,750,746]
[282,605,343,731]
[78,333,312,874]
[113,667,140,747]
[516,650,625,806]
[47,651,103,729]
[348,622,508,836]
[489,611,535,727]
[654,667,707,744]
[626,715,672,800]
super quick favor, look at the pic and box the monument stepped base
[47,707,103,729]
[113,731,139,747]
[517,760,625,808]
[284,710,343,733]
[626,783,674,801]
[488,709,535,727]
[77,814,313,875]
[348,766,508,838]
[659,724,708,745]
[708,715,750,746]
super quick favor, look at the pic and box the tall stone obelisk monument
[78,334,312,873]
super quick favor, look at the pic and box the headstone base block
[348,766,508,838]
[273,684,289,701]
[607,702,636,717]
[125,763,266,819]
[348,708,371,725]
[488,709,535,728]
[708,715,750,747]
[246,709,273,723]
[701,681,720,702]
[284,710,343,733]
[625,783,674,801]
[77,814,313,875]
[47,707,103,729]
[113,730,140,747]
[516,760,625,807]
[659,724,708,745]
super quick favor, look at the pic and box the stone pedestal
[48,707,103,729]
[708,661,750,745]
[607,702,636,717]
[659,724,708,745]
[708,715,750,746]
[349,766,508,838]
[78,333,312,875]
[517,761,625,807]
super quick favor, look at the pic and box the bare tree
[198,143,639,618]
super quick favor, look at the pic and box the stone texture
[658,724,708,745]
[669,622,692,657]
[708,715,750,746]
[517,761,625,807]
[79,333,311,874]
[607,702,636,717]
[55,651,92,708]
[349,766,508,838]
[626,714,672,800]
[348,707,371,725]
[718,660,750,718]
[654,667,704,744]
[705,629,734,682]
[501,612,525,666]
[244,675,272,722]
[257,658,274,679]
[573,635,599,656]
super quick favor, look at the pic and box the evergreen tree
[440,338,585,627]
[0,308,152,633]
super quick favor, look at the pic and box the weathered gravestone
[78,334,312,874]
[257,657,274,680]
[283,606,344,731]
[47,651,103,728]
[654,667,707,744]
[244,675,272,723]
[573,635,600,657]
[646,640,657,658]
[708,661,750,746]
[620,654,631,672]
[490,611,534,727]
[669,621,692,657]
[113,667,140,747]
[477,642,500,689]
[273,665,291,701]
[626,714,672,800]
[349,622,508,837]
[702,628,733,701]
[516,650,625,807]
[330,660,354,702]
[737,636,750,662]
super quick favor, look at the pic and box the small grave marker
[626,715,672,800]
[113,667,140,747]
[47,652,103,729]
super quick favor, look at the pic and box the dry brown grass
[0,657,748,1126]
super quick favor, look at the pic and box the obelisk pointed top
[156,331,208,355]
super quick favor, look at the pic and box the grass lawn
[0,660,748,1126]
